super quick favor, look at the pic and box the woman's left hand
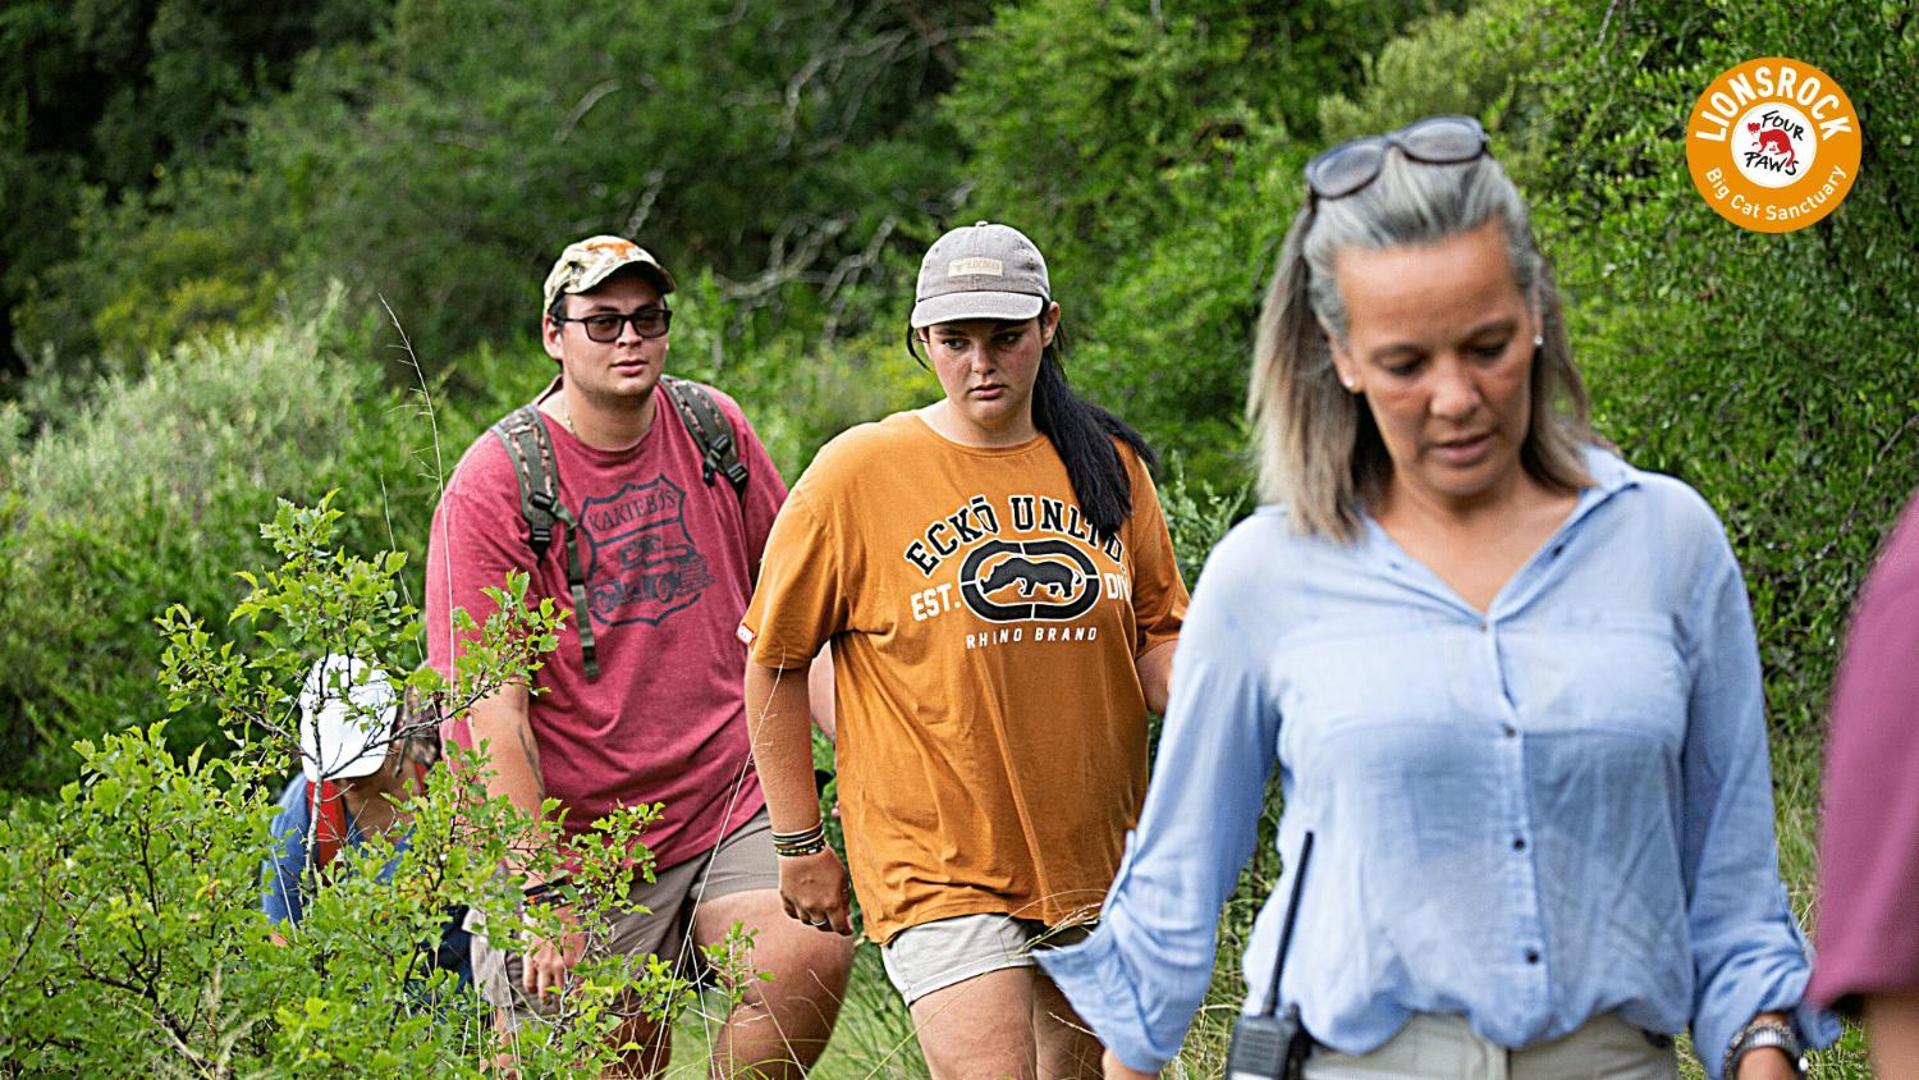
[1102,1048,1156,1080]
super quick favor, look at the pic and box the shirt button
[1525,949,1541,964]
[1512,837,1527,851]
[1479,621,1491,633]
[1502,724,1518,738]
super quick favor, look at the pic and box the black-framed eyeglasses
[1304,115,1489,202]
[555,307,672,342]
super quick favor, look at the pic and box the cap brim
[301,702,392,782]
[910,291,1045,329]
[306,752,385,783]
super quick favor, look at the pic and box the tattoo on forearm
[516,725,548,802]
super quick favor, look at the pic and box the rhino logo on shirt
[981,556,1079,599]
[960,539,1098,623]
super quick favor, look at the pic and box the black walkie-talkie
[1225,831,1315,1080]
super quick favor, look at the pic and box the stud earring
[1533,335,1544,348]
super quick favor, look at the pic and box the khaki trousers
[1303,1012,1678,1080]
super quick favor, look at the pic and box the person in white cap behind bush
[260,655,470,984]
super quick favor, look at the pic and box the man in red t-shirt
[425,235,851,1075]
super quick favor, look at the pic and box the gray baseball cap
[909,221,1050,328]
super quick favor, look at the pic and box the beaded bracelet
[771,822,828,858]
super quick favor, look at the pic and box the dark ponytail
[906,321,1158,543]
[1031,326,1158,544]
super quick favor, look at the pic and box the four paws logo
[1687,57,1860,232]
[1746,120,1800,176]
[959,539,1099,623]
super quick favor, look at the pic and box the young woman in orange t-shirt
[742,222,1187,1079]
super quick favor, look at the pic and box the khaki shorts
[1304,1012,1677,1079]
[880,913,1093,1004]
[470,808,778,1028]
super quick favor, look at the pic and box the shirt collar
[1580,443,1639,497]
[1360,443,1639,574]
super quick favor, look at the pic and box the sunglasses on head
[1304,115,1490,202]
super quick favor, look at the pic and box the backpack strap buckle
[700,432,737,487]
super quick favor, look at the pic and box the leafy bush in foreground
[0,497,747,1076]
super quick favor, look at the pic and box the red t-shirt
[425,383,785,869]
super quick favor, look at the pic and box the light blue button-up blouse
[1038,448,1836,1077]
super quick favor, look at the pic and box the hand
[1103,1047,1157,1079]
[522,903,587,999]
[779,848,854,936]
[1732,1047,1798,1080]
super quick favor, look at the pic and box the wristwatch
[1723,1017,1807,1079]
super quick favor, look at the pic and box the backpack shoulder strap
[661,376,750,498]
[487,403,601,677]
[491,404,561,560]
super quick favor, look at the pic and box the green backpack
[489,376,749,678]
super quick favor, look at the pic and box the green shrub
[0,496,737,1075]
[13,0,995,393]
[0,297,488,794]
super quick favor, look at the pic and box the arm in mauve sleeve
[1809,498,1919,1011]
[1125,463,1189,658]
[1678,524,1840,1077]
[1038,534,1278,1073]
[424,442,538,688]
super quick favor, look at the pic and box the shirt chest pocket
[1275,622,1482,738]
[1500,612,1689,750]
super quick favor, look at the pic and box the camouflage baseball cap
[542,235,677,312]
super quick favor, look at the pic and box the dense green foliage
[0,0,1912,1074]
[0,298,476,790]
[0,0,394,379]
[0,498,750,1075]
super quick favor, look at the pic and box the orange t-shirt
[740,412,1188,944]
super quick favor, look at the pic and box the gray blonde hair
[1248,151,1593,542]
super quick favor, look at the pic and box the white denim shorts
[880,912,1092,1004]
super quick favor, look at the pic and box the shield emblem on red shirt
[577,476,716,627]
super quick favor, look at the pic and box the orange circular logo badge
[1686,57,1861,233]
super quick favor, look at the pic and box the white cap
[298,655,398,783]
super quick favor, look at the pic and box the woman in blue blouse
[1037,116,1833,1080]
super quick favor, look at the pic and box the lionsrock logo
[1687,57,1860,233]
